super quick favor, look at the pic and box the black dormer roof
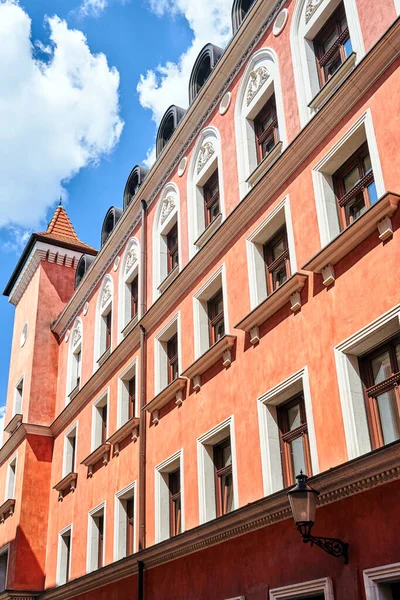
[188,43,224,105]
[74,254,96,290]
[101,206,123,248]
[123,165,149,210]
[231,0,256,34]
[156,105,186,158]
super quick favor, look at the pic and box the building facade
[1,0,400,598]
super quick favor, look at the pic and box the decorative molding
[246,66,269,105]
[125,246,138,274]
[196,142,215,174]
[81,443,111,477]
[106,418,140,456]
[177,157,187,177]
[182,336,236,391]
[53,472,77,502]
[377,215,393,241]
[364,562,400,599]
[0,499,15,523]
[101,280,112,309]
[83,302,89,316]
[273,8,288,36]
[219,92,232,115]
[72,322,82,347]
[322,264,335,287]
[160,195,176,225]
[305,0,323,24]
[270,577,334,599]
[144,378,187,417]
[113,256,120,271]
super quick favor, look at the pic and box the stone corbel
[193,375,201,392]
[290,291,302,312]
[321,264,335,287]
[222,349,232,368]
[377,216,393,242]
[152,410,160,426]
[250,326,260,345]
[132,427,139,442]
[175,389,184,407]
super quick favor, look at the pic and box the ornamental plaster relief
[125,246,138,274]
[101,280,112,308]
[196,142,215,174]
[305,0,323,23]
[246,66,269,106]
[160,195,176,225]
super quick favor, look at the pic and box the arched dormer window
[152,183,180,300]
[66,318,83,404]
[187,127,225,258]
[94,276,113,370]
[75,254,95,289]
[156,105,186,158]
[235,48,287,199]
[231,0,256,34]
[123,165,148,210]
[101,206,123,247]
[188,44,223,105]
[118,238,140,340]
[290,0,364,126]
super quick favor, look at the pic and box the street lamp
[287,471,349,564]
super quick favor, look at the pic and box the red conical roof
[37,206,97,254]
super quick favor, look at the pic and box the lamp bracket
[297,524,348,564]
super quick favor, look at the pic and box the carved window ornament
[72,321,82,349]
[196,141,215,175]
[125,245,138,275]
[160,195,176,225]
[305,0,324,23]
[101,280,112,309]
[246,66,269,106]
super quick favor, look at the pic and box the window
[360,335,400,449]
[277,394,312,487]
[130,276,139,320]
[155,450,184,542]
[231,0,256,34]
[203,171,220,227]
[270,577,334,599]
[156,105,186,157]
[213,438,233,517]
[105,313,112,351]
[119,238,140,339]
[101,207,122,247]
[95,277,113,367]
[67,319,83,401]
[92,393,108,450]
[123,165,148,210]
[168,469,182,537]
[254,95,279,163]
[188,44,223,104]
[208,290,225,346]
[332,142,377,229]
[313,4,352,88]
[364,562,400,600]
[5,457,16,501]
[263,226,291,294]
[115,483,135,560]
[87,504,105,572]
[167,224,179,273]
[0,548,9,592]
[167,334,179,384]
[57,526,72,585]
[197,416,238,524]
[13,377,23,415]
[154,316,180,395]
[63,425,77,477]
[118,362,138,428]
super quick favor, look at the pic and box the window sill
[181,335,236,391]
[53,472,78,501]
[4,413,23,435]
[302,191,400,286]
[0,498,15,523]
[121,314,138,338]
[194,213,223,250]
[106,417,140,455]
[144,377,187,423]
[97,347,111,368]
[68,384,80,401]
[308,52,357,111]
[247,141,283,187]
[234,273,308,344]
[81,443,111,477]
[158,264,179,294]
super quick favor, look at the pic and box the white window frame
[246,196,297,309]
[154,313,181,396]
[114,481,136,561]
[91,390,109,451]
[0,544,10,593]
[312,109,385,246]
[334,304,400,460]
[66,319,83,404]
[197,415,239,524]
[117,360,138,429]
[257,366,319,497]
[193,264,230,359]
[93,276,113,371]
[118,237,140,342]
[270,577,334,599]
[364,562,400,600]
[13,376,24,416]
[56,524,72,586]
[62,422,78,478]
[235,47,288,199]
[5,454,17,501]
[290,0,365,126]
[152,183,181,301]
[155,449,185,543]
[87,501,106,573]
[187,126,226,258]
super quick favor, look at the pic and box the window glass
[376,390,400,445]
[371,351,391,384]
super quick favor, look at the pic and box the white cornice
[38,441,400,600]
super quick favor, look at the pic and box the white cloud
[78,0,108,18]
[0,0,123,230]
[137,0,233,160]
[0,406,5,448]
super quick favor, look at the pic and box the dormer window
[156,106,186,157]
[101,207,122,248]
[123,165,148,210]
[74,254,95,289]
[231,0,256,34]
[189,44,223,105]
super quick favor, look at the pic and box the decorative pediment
[101,280,112,308]
[196,142,215,174]
[160,195,176,225]
[305,0,323,23]
[72,321,82,347]
[125,246,138,274]
[246,66,269,106]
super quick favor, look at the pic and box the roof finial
[59,194,62,207]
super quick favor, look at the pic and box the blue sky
[0,0,233,430]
